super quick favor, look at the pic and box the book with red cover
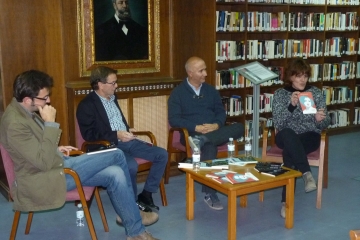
[224,172,259,184]
[298,92,317,114]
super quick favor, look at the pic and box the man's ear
[22,97,32,105]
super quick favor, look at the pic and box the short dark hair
[90,66,118,90]
[284,59,311,86]
[13,70,53,102]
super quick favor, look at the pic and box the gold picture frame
[77,0,160,77]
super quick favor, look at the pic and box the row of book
[328,109,350,128]
[355,84,360,101]
[215,67,284,89]
[216,11,359,32]
[354,107,360,125]
[325,12,359,31]
[323,37,358,57]
[223,86,357,115]
[216,38,360,62]
[222,95,244,116]
[322,86,352,105]
[246,0,359,4]
[222,94,274,117]
[245,118,273,140]
[245,94,274,115]
[215,62,359,90]
[247,12,287,32]
[216,11,245,32]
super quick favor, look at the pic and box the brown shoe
[116,210,159,227]
[126,231,160,240]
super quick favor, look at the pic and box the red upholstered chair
[0,144,109,240]
[261,127,328,209]
[165,126,238,184]
[75,120,167,206]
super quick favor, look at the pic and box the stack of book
[254,162,289,177]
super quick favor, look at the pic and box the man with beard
[95,0,148,61]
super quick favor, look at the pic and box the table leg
[186,173,194,220]
[228,191,237,240]
[240,195,247,208]
[285,177,295,229]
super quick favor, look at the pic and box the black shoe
[136,201,152,212]
[138,193,160,211]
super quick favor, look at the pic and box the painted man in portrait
[95,0,148,61]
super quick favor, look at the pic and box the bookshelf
[213,0,360,144]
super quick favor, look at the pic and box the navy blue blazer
[76,91,129,144]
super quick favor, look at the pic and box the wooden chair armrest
[64,168,83,191]
[133,131,157,146]
[69,150,85,156]
[168,127,192,159]
[81,140,112,152]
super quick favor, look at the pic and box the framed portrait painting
[77,0,160,77]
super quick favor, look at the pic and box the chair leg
[316,163,324,209]
[82,201,97,240]
[10,211,21,240]
[159,178,168,206]
[164,156,171,184]
[94,188,109,232]
[25,212,33,234]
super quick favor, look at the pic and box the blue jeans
[63,149,144,237]
[117,139,168,198]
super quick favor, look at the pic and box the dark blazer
[76,91,129,144]
[95,17,148,61]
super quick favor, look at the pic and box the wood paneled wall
[0,0,176,145]
[0,0,191,199]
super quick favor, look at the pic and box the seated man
[0,70,159,240]
[168,56,244,210]
[76,66,168,213]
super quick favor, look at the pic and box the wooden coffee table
[181,164,302,240]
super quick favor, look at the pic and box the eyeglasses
[33,96,49,101]
[104,80,118,86]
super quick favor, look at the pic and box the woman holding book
[300,96,317,114]
[272,59,330,218]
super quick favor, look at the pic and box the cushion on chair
[134,157,150,165]
[66,186,95,201]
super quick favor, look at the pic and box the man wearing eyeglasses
[76,66,167,219]
[0,70,159,240]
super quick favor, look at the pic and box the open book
[298,92,317,114]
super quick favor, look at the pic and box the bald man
[168,56,244,210]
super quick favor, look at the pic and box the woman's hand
[291,91,300,106]
[315,108,327,122]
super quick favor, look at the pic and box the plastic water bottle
[76,203,85,227]
[227,137,235,161]
[192,147,201,171]
[245,138,252,159]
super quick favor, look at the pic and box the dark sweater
[168,79,226,135]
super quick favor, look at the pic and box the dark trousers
[181,123,245,195]
[275,128,320,202]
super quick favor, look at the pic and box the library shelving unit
[214,0,360,144]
